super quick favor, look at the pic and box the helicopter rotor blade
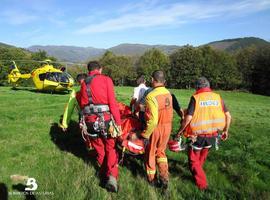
[0,59,87,66]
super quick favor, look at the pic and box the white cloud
[118,0,159,13]
[1,10,38,25]
[75,0,270,34]
[0,0,66,26]
[74,10,109,24]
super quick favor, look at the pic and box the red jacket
[78,70,121,125]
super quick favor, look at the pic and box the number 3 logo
[25,178,38,191]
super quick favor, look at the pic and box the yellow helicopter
[7,60,75,92]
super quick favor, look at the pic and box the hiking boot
[148,180,156,187]
[105,175,118,193]
[148,178,159,188]
[159,178,169,197]
[99,175,107,188]
[160,178,168,190]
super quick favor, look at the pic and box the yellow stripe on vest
[191,118,225,127]
[193,127,224,134]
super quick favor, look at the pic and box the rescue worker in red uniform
[141,70,173,191]
[176,77,231,190]
[78,61,122,192]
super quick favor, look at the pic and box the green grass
[0,86,270,200]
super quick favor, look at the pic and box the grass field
[0,86,270,200]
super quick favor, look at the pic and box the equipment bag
[108,115,121,138]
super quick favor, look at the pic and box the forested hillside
[1,38,270,95]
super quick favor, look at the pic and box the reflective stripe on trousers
[147,170,156,175]
[157,157,168,163]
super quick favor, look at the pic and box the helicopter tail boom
[7,61,31,83]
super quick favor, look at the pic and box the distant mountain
[23,37,270,62]
[27,44,181,62]
[205,37,270,51]
[27,45,106,63]
[0,42,16,48]
[109,43,180,56]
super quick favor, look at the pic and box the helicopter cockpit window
[39,73,46,81]
[44,72,70,83]
[60,73,70,83]
[63,72,72,79]
[46,72,61,82]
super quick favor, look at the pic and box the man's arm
[130,98,137,109]
[176,96,195,138]
[130,87,139,112]
[171,93,184,119]
[141,95,158,139]
[176,115,193,138]
[222,111,231,140]
[220,97,231,140]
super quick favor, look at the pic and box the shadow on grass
[49,121,98,168]
[11,87,69,95]
[11,87,37,93]
[168,158,193,182]
[12,184,37,200]
[49,120,146,182]
[120,153,145,178]
[0,183,8,200]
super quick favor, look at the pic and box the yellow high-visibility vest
[190,92,225,135]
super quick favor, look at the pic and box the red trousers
[188,148,209,190]
[91,137,118,179]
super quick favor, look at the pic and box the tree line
[99,45,270,96]
[0,44,269,96]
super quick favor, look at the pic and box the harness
[188,132,222,151]
[168,132,223,153]
[81,74,110,138]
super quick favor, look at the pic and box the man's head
[137,75,146,85]
[87,61,102,72]
[151,70,166,87]
[195,77,210,90]
[76,73,87,84]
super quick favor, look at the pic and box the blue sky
[0,0,269,48]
